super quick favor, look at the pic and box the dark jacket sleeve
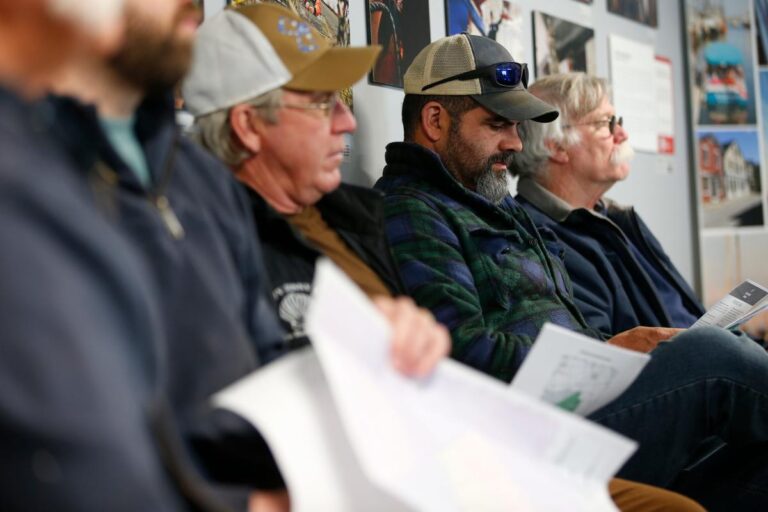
[0,178,186,511]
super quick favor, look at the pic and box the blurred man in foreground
[0,0,220,510]
[50,0,448,509]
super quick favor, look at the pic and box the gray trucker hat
[403,34,559,123]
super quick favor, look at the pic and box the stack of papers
[214,260,637,511]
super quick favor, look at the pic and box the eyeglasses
[563,114,623,135]
[279,93,342,118]
[421,62,529,92]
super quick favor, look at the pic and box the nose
[500,124,523,152]
[331,100,357,135]
[613,121,628,144]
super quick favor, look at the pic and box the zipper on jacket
[153,194,185,239]
[90,129,186,240]
[149,129,185,240]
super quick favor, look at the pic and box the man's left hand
[607,326,683,353]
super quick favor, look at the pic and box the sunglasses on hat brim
[421,62,528,92]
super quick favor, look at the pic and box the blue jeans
[588,326,768,510]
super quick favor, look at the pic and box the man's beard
[475,157,511,205]
[109,3,199,94]
[443,123,513,205]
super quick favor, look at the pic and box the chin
[617,164,631,181]
[321,169,342,193]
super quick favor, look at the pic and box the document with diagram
[511,323,651,417]
[692,280,768,330]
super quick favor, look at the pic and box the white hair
[509,72,610,181]
[193,88,284,167]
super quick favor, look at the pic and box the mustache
[611,142,635,165]
[486,151,516,169]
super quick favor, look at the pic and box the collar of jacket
[247,182,404,295]
[46,91,177,192]
[248,182,387,236]
[517,178,634,244]
[382,141,524,218]
[517,176,634,229]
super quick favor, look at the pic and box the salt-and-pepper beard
[443,121,514,205]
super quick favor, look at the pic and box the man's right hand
[372,295,451,378]
[607,326,683,353]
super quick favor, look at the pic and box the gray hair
[509,73,610,180]
[192,88,283,167]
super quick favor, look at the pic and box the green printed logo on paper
[556,392,582,412]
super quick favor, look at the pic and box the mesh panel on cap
[430,37,474,79]
[404,35,482,95]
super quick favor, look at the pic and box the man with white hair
[509,72,705,338]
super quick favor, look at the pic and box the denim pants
[588,326,768,509]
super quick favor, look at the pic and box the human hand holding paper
[372,295,450,377]
[607,326,683,353]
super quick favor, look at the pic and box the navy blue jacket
[48,93,285,492]
[248,183,405,362]
[0,88,195,510]
[517,178,704,337]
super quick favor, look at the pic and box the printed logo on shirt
[272,282,312,342]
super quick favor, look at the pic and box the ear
[419,101,449,144]
[229,104,262,154]
[545,138,569,165]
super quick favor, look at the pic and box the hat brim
[472,89,559,123]
[287,45,382,92]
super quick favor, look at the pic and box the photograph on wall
[367,0,431,88]
[760,70,768,154]
[227,1,353,102]
[228,1,350,45]
[532,11,595,78]
[756,0,768,65]
[686,0,756,125]
[696,130,763,228]
[607,0,658,28]
[445,0,525,61]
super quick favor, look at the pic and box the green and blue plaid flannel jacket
[375,142,603,383]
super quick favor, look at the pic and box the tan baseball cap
[404,34,558,123]
[234,3,381,92]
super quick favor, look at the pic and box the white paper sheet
[609,34,658,153]
[693,279,768,329]
[305,259,636,511]
[213,348,411,512]
[511,323,651,417]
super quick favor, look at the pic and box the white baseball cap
[182,9,291,117]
